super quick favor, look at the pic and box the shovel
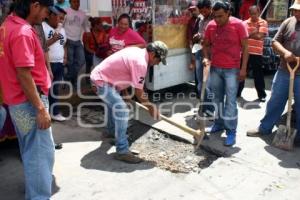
[194,65,211,149]
[132,100,203,144]
[272,57,299,151]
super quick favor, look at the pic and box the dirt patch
[129,124,219,174]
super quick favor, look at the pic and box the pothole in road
[128,123,220,174]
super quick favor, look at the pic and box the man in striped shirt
[238,5,268,102]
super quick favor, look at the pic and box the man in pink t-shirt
[0,1,55,199]
[90,41,168,164]
[202,1,249,146]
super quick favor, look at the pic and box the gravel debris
[131,129,218,173]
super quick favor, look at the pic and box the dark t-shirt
[273,17,300,74]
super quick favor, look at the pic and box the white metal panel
[145,51,193,91]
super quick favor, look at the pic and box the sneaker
[246,128,262,137]
[205,124,224,133]
[51,114,67,122]
[114,152,143,164]
[224,131,236,146]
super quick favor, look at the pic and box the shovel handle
[260,0,272,18]
[132,100,201,137]
[199,65,210,112]
[286,57,300,79]
[286,57,299,135]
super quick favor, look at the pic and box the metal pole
[260,0,272,18]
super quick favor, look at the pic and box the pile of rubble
[131,129,218,173]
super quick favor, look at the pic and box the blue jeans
[66,39,85,87]
[49,62,64,115]
[210,67,239,132]
[0,105,6,131]
[259,69,300,138]
[96,84,129,154]
[195,50,214,113]
[9,95,55,200]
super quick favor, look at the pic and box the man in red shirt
[202,1,249,146]
[0,0,55,199]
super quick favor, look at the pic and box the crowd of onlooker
[0,0,274,124]
[0,0,160,198]
[53,0,147,121]
[0,0,148,123]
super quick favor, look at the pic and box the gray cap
[150,41,168,65]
